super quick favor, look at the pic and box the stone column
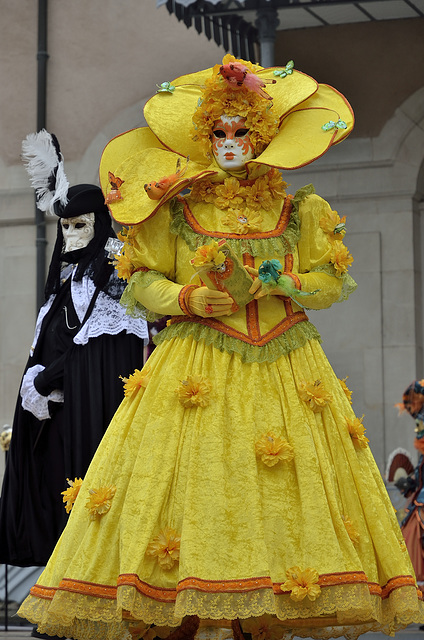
[255,5,280,67]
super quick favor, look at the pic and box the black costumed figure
[18,58,424,639]
[395,380,424,585]
[0,131,148,568]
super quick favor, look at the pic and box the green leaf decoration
[273,60,295,78]
[156,81,175,94]
[322,119,347,132]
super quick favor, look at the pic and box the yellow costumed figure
[18,56,424,640]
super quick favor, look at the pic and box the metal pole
[36,0,49,311]
[255,5,279,67]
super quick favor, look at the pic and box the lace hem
[169,198,301,260]
[153,319,321,363]
[120,271,168,322]
[19,582,424,640]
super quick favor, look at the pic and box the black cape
[0,273,145,566]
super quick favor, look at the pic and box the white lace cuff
[20,365,64,420]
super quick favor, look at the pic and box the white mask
[61,213,95,252]
[211,115,255,171]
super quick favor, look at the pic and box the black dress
[0,268,146,566]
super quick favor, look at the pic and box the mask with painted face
[211,115,255,172]
[61,213,95,252]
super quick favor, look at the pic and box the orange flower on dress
[85,485,116,520]
[329,240,353,276]
[342,515,360,545]
[113,252,135,282]
[175,375,212,408]
[255,432,294,467]
[222,208,263,234]
[190,180,216,203]
[242,614,283,640]
[146,527,181,570]
[298,380,332,412]
[346,415,369,448]
[215,177,244,210]
[120,367,151,397]
[281,566,321,602]
[339,377,353,404]
[320,209,346,239]
[61,477,83,514]
[244,176,274,211]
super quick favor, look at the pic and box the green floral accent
[322,119,347,132]
[156,81,175,94]
[308,263,357,303]
[120,270,168,322]
[154,320,321,364]
[273,60,294,78]
[169,197,300,260]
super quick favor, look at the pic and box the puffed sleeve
[294,187,357,310]
[118,202,187,319]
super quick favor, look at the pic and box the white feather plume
[21,129,69,215]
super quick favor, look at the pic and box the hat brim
[100,128,217,225]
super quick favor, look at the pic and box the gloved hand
[245,266,297,300]
[20,364,64,420]
[186,286,233,318]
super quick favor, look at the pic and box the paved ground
[0,625,424,640]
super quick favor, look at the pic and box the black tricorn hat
[54,184,108,218]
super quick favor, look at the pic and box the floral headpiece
[192,55,279,158]
[100,55,354,225]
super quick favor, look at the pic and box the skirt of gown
[18,334,424,640]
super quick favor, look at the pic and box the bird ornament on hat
[100,54,354,227]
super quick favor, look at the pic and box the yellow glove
[186,286,233,318]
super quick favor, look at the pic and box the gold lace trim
[20,579,424,640]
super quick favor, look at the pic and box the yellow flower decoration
[342,515,360,545]
[120,367,151,397]
[175,375,212,408]
[399,538,407,552]
[267,168,288,199]
[255,432,294,467]
[339,376,353,404]
[113,252,135,282]
[298,380,332,412]
[242,615,283,640]
[85,485,116,521]
[190,179,217,203]
[191,241,226,268]
[192,54,279,158]
[244,176,274,211]
[320,209,346,239]
[281,566,321,602]
[346,415,369,448]
[146,527,181,570]
[215,177,244,209]
[61,477,83,514]
[329,240,354,276]
[222,208,263,234]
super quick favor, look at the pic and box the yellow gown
[18,185,424,640]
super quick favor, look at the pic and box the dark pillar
[255,5,280,67]
[36,0,49,311]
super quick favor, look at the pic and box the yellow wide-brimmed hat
[100,58,354,225]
